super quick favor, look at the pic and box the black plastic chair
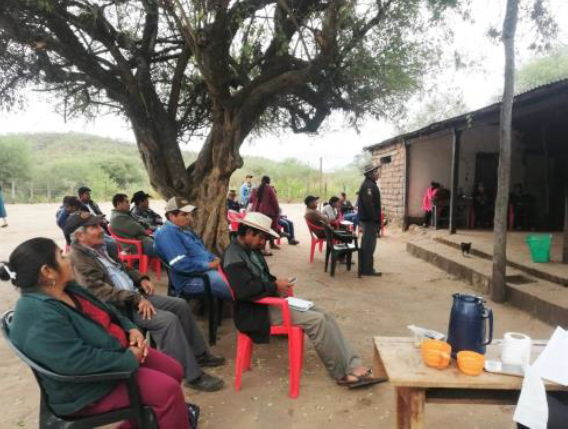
[322,225,360,278]
[160,259,224,346]
[1,310,157,429]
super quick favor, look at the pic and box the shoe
[197,353,226,367]
[186,403,200,428]
[270,243,281,250]
[288,239,300,245]
[279,231,290,238]
[361,270,382,277]
[185,373,224,392]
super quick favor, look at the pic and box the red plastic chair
[107,226,161,279]
[218,268,304,398]
[305,220,326,263]
[227,210,245,234]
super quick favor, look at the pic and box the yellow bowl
[421,339,451,370]
[457,351,485,376]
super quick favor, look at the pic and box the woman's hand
[129,329,149,363]
[128,346,144,363]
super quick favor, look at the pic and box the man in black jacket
[222,212,379,387]
[357,163,382,276]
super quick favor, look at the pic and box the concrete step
[407,239,568,327]
[434,236,568,288]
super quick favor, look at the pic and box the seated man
[78,186,104,215]
[131,191,163,231]
[304,195,352,243]
[56,196,83,243]
[278,208,299,245]
[66,211,225,392]
[222,212,380,387]
[154,197,232,300]
[110,193,157,257]
[227,190,242,212]
[322,196,340,222]
[339,192,359,228]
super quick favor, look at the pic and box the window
[380,155,392,164]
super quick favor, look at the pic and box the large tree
[0,0,464,251]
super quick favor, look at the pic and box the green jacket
[110,209,153,254]
[9,283,139,416]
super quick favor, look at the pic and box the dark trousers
[360,221,379,274]
[424,210,432,226]
[517,393,568,429]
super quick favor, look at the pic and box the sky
[1,0,567,171]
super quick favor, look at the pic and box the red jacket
[251,186,280,229]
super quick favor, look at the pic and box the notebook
[286,297,315,312]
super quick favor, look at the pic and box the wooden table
[373,337,568,429]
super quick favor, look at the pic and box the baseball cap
[304,195,319,206]
[64,212,104,236]
[131,190,152,204]
[164,197,196,214]
[77,186,91,194]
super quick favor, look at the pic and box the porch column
[449,128,462,234]
[403,139,410,230]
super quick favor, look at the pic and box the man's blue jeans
[178,270,232,300]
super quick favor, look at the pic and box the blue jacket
[56,206,70,230]
[154,222,216,289]
[240,183,253,206]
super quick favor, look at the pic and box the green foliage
[0,132,363,204]
[0,133,150,203]
[0,135,32,182]
[516,45,568,93]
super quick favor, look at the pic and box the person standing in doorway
[357,164,382,277]
[0,185,7,227]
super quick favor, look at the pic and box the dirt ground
[0,203,556,429]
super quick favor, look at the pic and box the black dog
[460,242,472,257]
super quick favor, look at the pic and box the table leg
[396,387,425,429]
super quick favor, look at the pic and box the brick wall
[371,141,406,229]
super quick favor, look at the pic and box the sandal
[337,369,387,389]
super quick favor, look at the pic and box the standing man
[240,175,254,207]
[357,163,382,277]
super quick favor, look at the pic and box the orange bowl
[421,339,451,370]
[457,351,485,376]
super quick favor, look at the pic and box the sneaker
[185,373,224,392]
[197,353,226,367]
[288,239,300,245]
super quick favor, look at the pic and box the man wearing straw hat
[357,163,382,277]
[222,212,382,388]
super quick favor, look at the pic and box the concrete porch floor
[424,229,567,286]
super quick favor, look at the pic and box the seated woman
[1,238,195,428]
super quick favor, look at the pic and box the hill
[0,132,361,204]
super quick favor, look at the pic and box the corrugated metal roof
[365,77,568,152]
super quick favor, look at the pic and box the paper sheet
[286,297,314,312]
[532,327,568,385]
[513,327,568,428]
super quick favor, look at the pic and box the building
[365,79,568,244]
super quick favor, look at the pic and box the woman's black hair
[255,175,271,205]
[0,238,60,291]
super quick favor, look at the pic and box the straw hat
[239,212,280,238]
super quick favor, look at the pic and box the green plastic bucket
[526,234,552,263]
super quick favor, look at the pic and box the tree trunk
[491,0,519,303]
[131,107,244,254]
